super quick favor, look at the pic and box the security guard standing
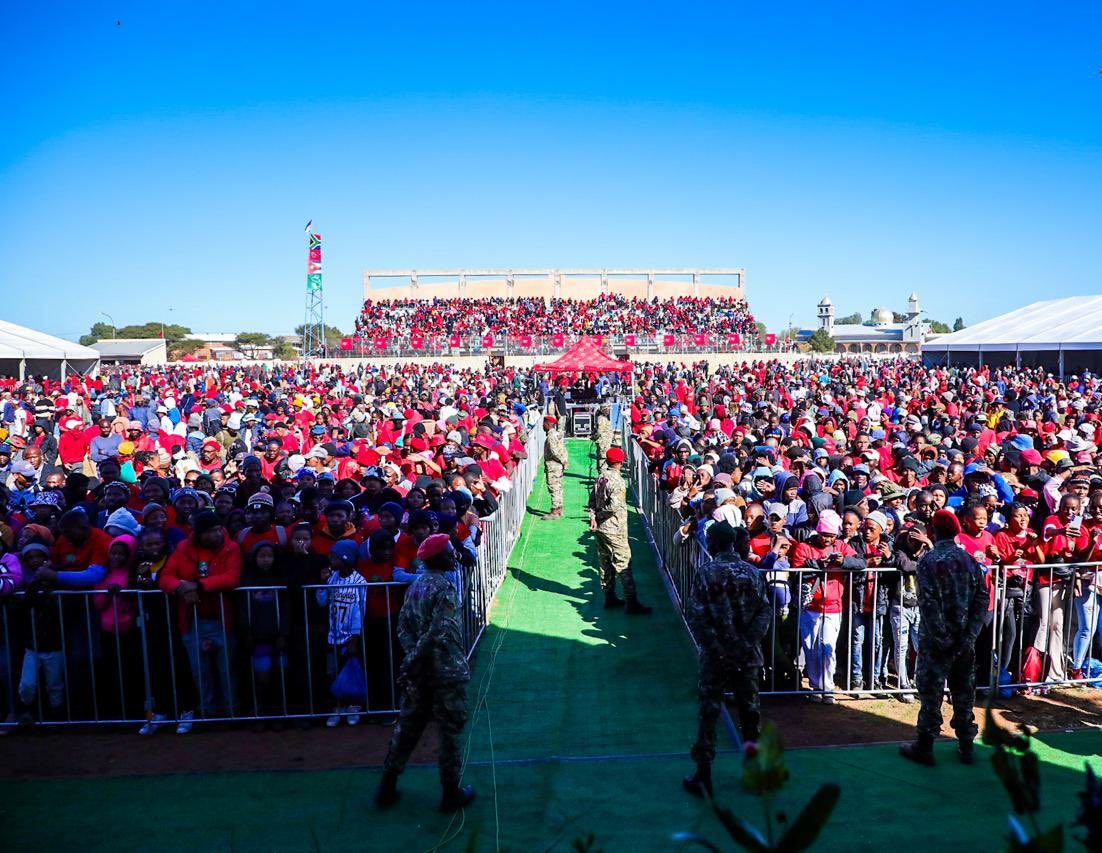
[683,521,771,798]
[588,447,651,614]
[375,534,476,812]
[594,403,613,473]
[543,413,568,520]
[900,509,987,767]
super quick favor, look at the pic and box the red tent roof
[533,338,632,374]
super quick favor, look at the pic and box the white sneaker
[326,707,343,728]
[139,713,168,736]
[175,710,194,735]
[346,705,361,726]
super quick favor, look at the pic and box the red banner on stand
[373,337,388,350]
[519,334,533,348]
[482,335,494,348]
[449,334,461,348]
[624,334,636,347]
[410,336,424,350]
[693,333,707,347]
[764,333,777,346]
[663,334,676,347]
[728,333,741,347]
[339,338,353,351]
[552,333,565,347]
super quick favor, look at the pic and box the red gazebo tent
[532,337,632,374]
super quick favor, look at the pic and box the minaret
[817,295,835,334]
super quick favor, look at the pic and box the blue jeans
[889,603,920,688]
[181,618,236,716]
[851,612,884,689]
[1073,589,1102,671]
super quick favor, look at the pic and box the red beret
[416,533,453,562]
[543,414,558,423]
[605,447,625,464]
[931,509,962,539]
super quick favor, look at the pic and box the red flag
[339,337,353,351]
[765,333,776,346]
[624,333,636,347]
[449,334,461,348]
[728,333,741,347]
[410,335,424,350]
[552,332,565,347]
[663,334,676,347]
[519,334,532,348]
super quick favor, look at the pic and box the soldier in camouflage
[594,403,613,473]
[588,446,651,614]
[900,509,988,767]
[543,414,568,520]
[684,521,772,798]
[375,534,477,813]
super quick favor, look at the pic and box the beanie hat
[191,509,223,537]
[104,508,141,538]
[865,511,889,532]
[416,533,453,562]
[246,492,275,510]
[816,509,842,536]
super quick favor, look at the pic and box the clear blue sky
[2,2,1100,340]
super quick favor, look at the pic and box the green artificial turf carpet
[3,440,1101,851]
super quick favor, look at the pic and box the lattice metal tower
[303,224,325,358]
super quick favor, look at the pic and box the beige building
[362,268,745,303]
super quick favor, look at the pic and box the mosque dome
[871,307,894,325]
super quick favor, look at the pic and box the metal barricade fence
[0,424,545,729]
[622,426,1102,698]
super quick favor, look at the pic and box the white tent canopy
[0,320,100,379]
[924,295,1102,353]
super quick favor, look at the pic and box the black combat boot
[899,733,936,766]
[604,590,625,609]
[958,739,975,765]
[440,783,477,813]
[682,763,714,798]
[624,595,652,615]
[374,770,400,807]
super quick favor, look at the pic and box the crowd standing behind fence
[0,361,543,731]
[623,357,1102,704]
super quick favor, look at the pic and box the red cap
[1020,448,1043,465]
[416,533,453,562]
[931,509,962,539]
[605,447,626,464]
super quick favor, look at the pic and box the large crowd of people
[354,295,758,341]
[630,358,1102,702]
[0,362,540,732]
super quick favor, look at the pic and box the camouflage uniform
[382,570,471,789]
[594,409,613,473]
[914,540,988,742]
[587,466,636,597]
[544,425,568,512]
[688,552,772,762]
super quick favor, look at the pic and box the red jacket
[791,538,863,614]
[159,536,243,633]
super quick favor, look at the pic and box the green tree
[953,317,966,332]
[294,323,344,347]
[835,312,863,325]
[80,320,193,346]
[168,338,205,359]
[928,320,951,334]
[272,340,298,360]
[234,332,272,359]
[79,322,116,346]
[807,328,835,352]
[754,321,767,339]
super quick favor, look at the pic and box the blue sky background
[2,2,1100,340]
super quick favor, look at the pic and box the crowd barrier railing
[0,424,545,729]
[623,428,1102,699]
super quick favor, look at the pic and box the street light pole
[100,312,115,338]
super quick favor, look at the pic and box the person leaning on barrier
[376,534,476,813]
[900,509,988,767]
[542,413,568,520]
[588,446,651,614]
[683,521,772,799]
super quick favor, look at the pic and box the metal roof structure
[0,320,100,378]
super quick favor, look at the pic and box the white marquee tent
[923,295,1102,375]
[0,320,100,379]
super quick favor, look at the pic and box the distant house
[90,338,168,365]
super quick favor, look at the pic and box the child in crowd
[240,541,290,729]
[316,539,367,726]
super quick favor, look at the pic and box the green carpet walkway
[4,439,1102,850]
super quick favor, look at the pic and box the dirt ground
[3,687,1101,780]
